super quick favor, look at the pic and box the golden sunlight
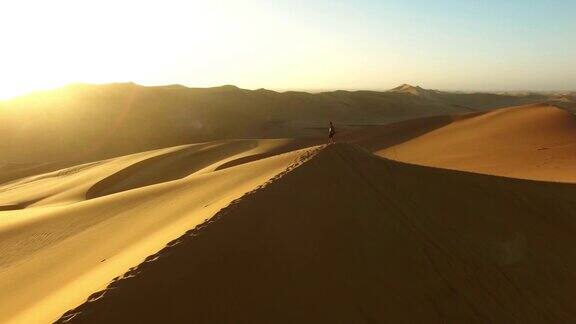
[2,0,576,323]
[0,0,240,99]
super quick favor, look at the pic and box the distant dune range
[0,83,558,174]
[2,84,576,322]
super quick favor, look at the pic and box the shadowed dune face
[378,104,576,182]
[58,144,576,323]
[0,162,72,186]
[0,197,48,211]
[86,141,256,199]
[342,114,456,152]
[87,138,321,200]
[0,139,315,209]
[214,137,321,171]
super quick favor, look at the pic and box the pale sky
[0,0,575,98]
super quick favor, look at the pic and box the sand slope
[57,144,576,323]
[0,139,319,323]
[4,101,576,323]
[378,103,576,182]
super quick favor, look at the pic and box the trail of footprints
[56,145,324,323]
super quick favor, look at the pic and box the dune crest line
[53,143,576,323]
[56,145,324,323]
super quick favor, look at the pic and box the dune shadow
[0,204,24,211]
[86,141,256,200]
[342,114,460,152]
[57,143,576,323]
[215,138,321,171]
[0,196,50,211]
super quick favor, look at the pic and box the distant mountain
[0,83,553,164]
[389,84,440,97]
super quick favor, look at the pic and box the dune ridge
[4,101,576,323]
[0,140,320,324]
[55,143,576,323]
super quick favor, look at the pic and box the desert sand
[0,139,319,323]
[2,88,576,323]
[377,103,576,182]
[56,143,576,323]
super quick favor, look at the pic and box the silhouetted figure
[328,121,336,144]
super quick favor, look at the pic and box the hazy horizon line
[1,81,575,101]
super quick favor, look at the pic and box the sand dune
[0,83,548,166]
[56,144,576,323]
[377,103,576,182]
[4,99,576,323]
[0,139,319,323]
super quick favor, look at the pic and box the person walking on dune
[328,121,336,144]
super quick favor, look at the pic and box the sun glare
[0,0,240,99]
[0,0,574,99]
